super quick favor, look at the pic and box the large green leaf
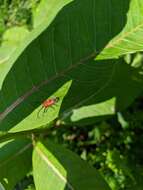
[1,0,143,133]
[33,140,111,190]
[0,0,73,89]
[0,0,128,132]
[0,138,32,190]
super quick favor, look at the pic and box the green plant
[0,0,143,189]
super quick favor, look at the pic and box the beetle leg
[42,107,47,115]
[45,107,49,112]
[53,102,59,108]
[37,106,44,118]
[50,105,55,110]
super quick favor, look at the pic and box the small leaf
[7,80,72,133]
[62,98,116,125]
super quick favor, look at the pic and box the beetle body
[42,97,59,108]
[37,97,59,118]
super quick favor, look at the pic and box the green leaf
[0,0,129,132]
[0,0,73,89]
[0,138,32,190]
[0,183,5,190]
[8,80,72,133]
[62,98,116,125]
[1,0,143,132]
[33,140,111,190]
[97,0,143,60]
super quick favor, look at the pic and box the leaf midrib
[0,143,31,167]
[35,144,74,190]
[105,21,143,49]
[0,51,96,122]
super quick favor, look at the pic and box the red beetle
[37,97,59,118]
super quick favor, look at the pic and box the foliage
[49,97,143,190]
[0,0,143,190]
[0,0,39,42]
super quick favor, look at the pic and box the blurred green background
[0,0,39,43]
